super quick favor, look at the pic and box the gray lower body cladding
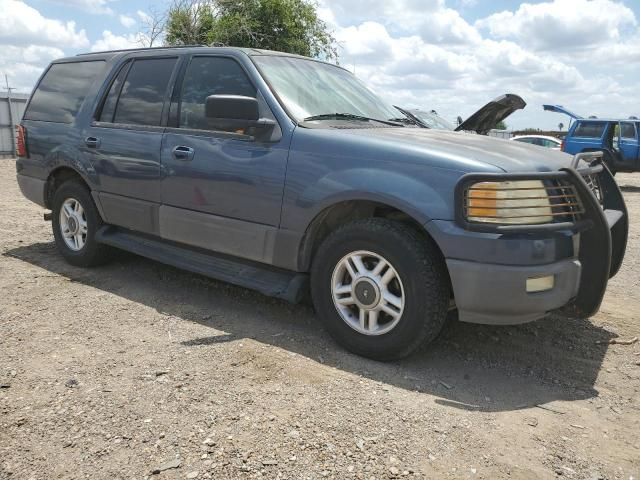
[447,258,581,325]
[17,174,46,208]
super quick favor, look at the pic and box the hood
[455,94,526,134]
[543,104,583,120]
[326,127,573,173]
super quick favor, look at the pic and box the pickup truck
[15,47,628,360]
[544,105,640,173]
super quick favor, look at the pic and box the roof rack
[76,45,207,56]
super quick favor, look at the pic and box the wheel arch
[45,167,92,210]
[297,196,446,273]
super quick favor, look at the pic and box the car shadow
[4,242,616,413]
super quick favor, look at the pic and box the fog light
[526,275,555,293]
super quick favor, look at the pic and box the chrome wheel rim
[331,250,405,336]
[59,198,87,251]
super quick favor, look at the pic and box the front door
[85,56,179,235]
[618,122,640,170]
[159,55,288,264]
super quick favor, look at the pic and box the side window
[179,56,257,131]
[98,62,131,122]
[573,122,606,138]
[620,122,636,139]
[113,57,177,126]
[24,61,105,123]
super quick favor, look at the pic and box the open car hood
[543,104,583,120]
[455,94,526,134]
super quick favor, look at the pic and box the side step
[95,226,308,303]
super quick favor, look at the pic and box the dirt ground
[0,159,639,480]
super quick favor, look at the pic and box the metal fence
[0,93,29,158]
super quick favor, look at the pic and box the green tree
[495,120,507,130]
[163,0,338,61]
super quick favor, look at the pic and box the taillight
[560,140,565,152]
[16,125,27,157]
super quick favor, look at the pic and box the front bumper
[447,257,581,325]
[435,154,628,325]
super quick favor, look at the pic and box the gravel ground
[0,159,639,480]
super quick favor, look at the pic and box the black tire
[51,179,111,267]
[310,218,449,361]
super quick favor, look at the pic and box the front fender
[297,167,453,227]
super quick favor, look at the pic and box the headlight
[465,180,553,225]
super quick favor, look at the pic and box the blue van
[544,105,640,173]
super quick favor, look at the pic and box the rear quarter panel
[563,121,607,155]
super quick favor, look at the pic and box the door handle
[172,145,195,161]
[85,136,101,148]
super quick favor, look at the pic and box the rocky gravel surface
[0,160,639,479]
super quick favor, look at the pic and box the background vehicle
[15,47,627,361]
[397,93,526,134]
[544,105,640,173]
[510,135,562,149]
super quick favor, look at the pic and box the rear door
[618,121,640,169]
[84,56,180,235]
[159,55,288,264]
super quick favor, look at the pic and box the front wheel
[311,219,449,361]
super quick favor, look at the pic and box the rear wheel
[311,218,449,361]
[51,180,111,267]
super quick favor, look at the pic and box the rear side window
[99,62,131,123]
[111,57,177,126]
[179,56,256,131]
[573,122,606,138]
[24,61,105,123]
[620,122,636,139]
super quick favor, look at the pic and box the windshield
[410,110,455,130]
[252,55,401,124]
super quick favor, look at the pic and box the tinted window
[114,58,177,126]
[514,138,534,144]
[24,61,105,123]
[179,56,256,130]
[573,122,606,138]
[621,122,636,139]
[99,62,130,122]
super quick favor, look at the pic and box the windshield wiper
[302,113,403,126]
[393,106,427,128]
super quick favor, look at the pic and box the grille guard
[455,151,629,318]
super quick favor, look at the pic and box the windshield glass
[410,110,455,130]
[252,55,401,123]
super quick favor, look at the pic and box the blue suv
[544,105,640,173]
[15,47,628,360]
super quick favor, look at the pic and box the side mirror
[205,95,259,122]
[205,94,276,139]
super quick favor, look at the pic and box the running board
[95,226,308,303]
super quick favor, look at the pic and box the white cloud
[475,0,637,51]
[47,0,115,15]
[0,45,65,91]
[321,0,481,45]
[90,30,140,52]
[119,14,136,28]
[0,0,89,48]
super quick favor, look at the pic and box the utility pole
[3,75,17,155]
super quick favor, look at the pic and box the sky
[1,0,639,130]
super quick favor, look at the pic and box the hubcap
[59,198,87,251]
[331,250,405,336]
